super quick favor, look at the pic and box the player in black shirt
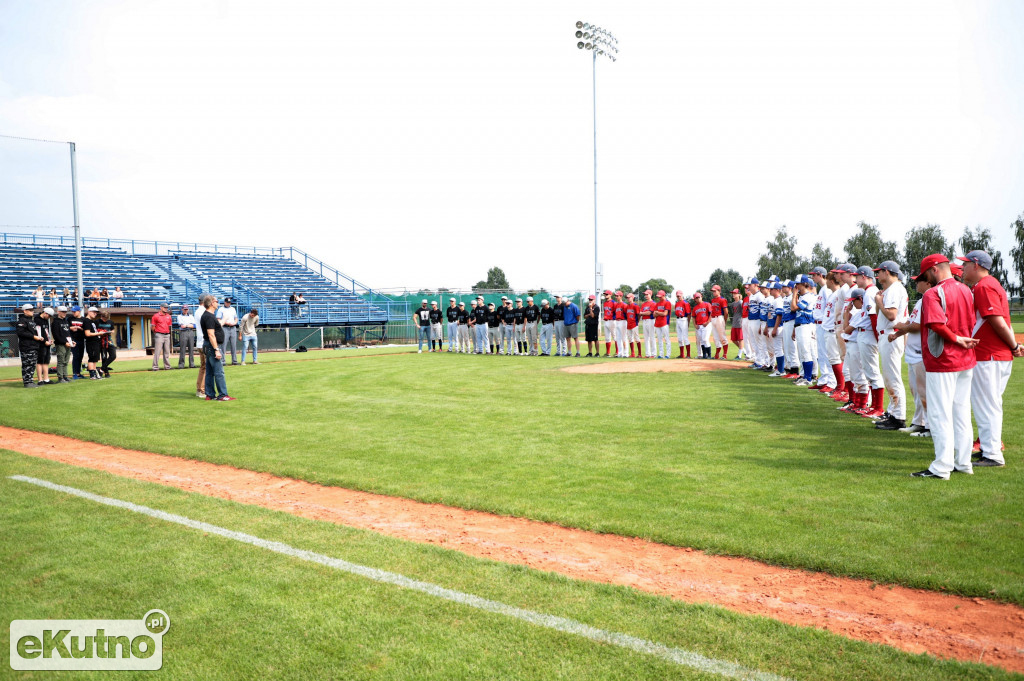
[414,300,431,353]
[456,302,470,353]
[445,299,460,352]
[513,299,526,354]
[96,310,116,377]
[523,297,540,355]
[51,306,74,383]
[428,302,443,352]
[200,296,233,400]
[34,308,54,384]
[538,299,555,356]
[69,306,86,379]
[486,303,501,354]
[16,305,41,387]
[473,299,488,354]
[82,307,108,380]
[499,301,517,355]
[583,295,601,356]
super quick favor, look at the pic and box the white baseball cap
[43,307,54,315]
[21,303,34,310]
[88,306,99,312]
[421,299,428,303]
[57,305,68,312]
[450,297,456,302]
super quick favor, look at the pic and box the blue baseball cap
[848,288,865,299]
[873,260,901,275]
[749,276,760,285]
[831,263,856,274]
[771,282,783,290]
[781,280,793,288]
[71,305,82,312]
[856,265,876,279]
[798,274,814,286]
[767,275,780,284]
[959,250,993,270]
[808,266,828,276]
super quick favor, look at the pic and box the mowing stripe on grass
[10,474,791,681]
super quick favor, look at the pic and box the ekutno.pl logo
[10,609,169,671]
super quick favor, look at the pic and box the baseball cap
[57,305,68,312]
[603,289,612,295]
[501,295,508,300]
[959,250,993,270]
[182,303,190,309]
[541,299,548,305]
[676,290,684,296]
[554,294,562,299]
[950,263,964,278]
[855,265,876,279]
[831,263,856,274]
[626,292,635,299]
[711,284,721,290]
[476,295,484,300]
[515,298,522,302]
[88,306,99,312]
[731,288,740,293]
[223,297,232,303]
[71,305,81,312]
[767,275,780,284]
[657,289,666,296]
[458,301,465,306]
[917,253,950,276]
[421,299,428,303]
[21,303,34,310]
[615,290,623,296]
[526,296,533,301]
[749,276,760,285]
[781,280,792,288]
[809,266,827,276]
[160,302,169,308]
[431,300,438,305]
[797,274,813,286]
[588,294,596,300]
[771,282,783,290]
[873,260,901,275]
[449,297,456,302]
[43,307,54,315]
[848,288,865,299]
[693,291,703,297]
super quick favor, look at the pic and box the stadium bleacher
[0,235,399,332]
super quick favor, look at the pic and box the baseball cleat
[875,418,906,431]
[973,457,1005,467]
[911,469,946,479]
[909,429,932,438]
[900,424,927,434]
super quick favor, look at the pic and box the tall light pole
[575,21,618,298]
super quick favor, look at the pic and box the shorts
[584,324,599,342]
[37,346,51,365]
[563,323,578,337]
[86,341,101,363]
[730,327,743,342]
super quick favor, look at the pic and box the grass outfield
[1,351,1022,607]
[0,452,1012,681]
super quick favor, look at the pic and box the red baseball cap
[731,288,739,293]
[711,284,721,290]
[693,291,702,297]
[615,290,623,296]
[657,289,666,297]
[603,289,612,295]
[917,253,949,276]
[588,294,596,299]
[950,262,963,277]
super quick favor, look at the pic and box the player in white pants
[640,290,656,358]
[872,262,909,429]
[674,291,691,358]
[853,266,883,415]
[601,290,617,357]
[840,290,866,411]
[781,281,798,374]
[889,279,929,434]
[613,291,628,358]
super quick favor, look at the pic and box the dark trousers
[101,344,116,373]
[20,346,37,384]
[71,342,85,376]
[204,345,228,398]
[178,329,196,367]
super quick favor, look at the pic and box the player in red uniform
[625,293,641,357]
[674,291,691,358]
[654,290,672,358]
[709,284,730,359]
[601,290,616,357]
[613,291,628,358]
[691,292,712,359]
[639,290,657,358]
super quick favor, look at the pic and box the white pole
[592,50,598,300]
[70,142,83,308]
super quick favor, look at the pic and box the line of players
[739,251,1019,477]
[414,288,739,359]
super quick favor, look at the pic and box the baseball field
[2,347,1022,680]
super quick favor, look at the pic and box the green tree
[616,283,635,297]
[1009,212,1024,297]
[635,278,673,296]
[755,226,809,281]
[700,268,743,296]
[808,242,838,272]
[958,226,1009,287]
[472,266,511,292]
[903,224,952,277]
[843,221,900,269]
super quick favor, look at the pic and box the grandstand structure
[0,233,406,353]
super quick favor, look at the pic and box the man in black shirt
[513,299,527,355]
[83,307,108,380]
[35,307,55,385]
[69,306,86,379]
[500,300,517,355]
[538,299,555,356]
[428,301,443,352]
[51,306,74,383]
[552,295,566,356]
[583,295,601,356]
[97,310,116,377]
[445,298,460,353]
[522,296,540,356]
[486,303,501,354]
[414,300,431,353]
[472,298,488,354]
[200,295,234,400]
[16,304,41,387]
[456,302,471,353]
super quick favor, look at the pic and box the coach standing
[69,305,86,379]
[912,254,978,479]
[216,298,240,364]
[151,303,173,370]
[201,295,234,401]
[961,250,1022,467]
[16,304,40,387]
[177,304,197,368]
[51,305,74,383]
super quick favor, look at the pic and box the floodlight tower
[575,21,618,298]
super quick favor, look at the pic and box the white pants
[627,325,641,344]
[431,322,442,343]
[783,320,797,368]
[488,326,500,349]
[553,321,565,354]
[907,361,928,428]
[514,324,526,348]
[655,324,670,356]
[795,323,814,369]
[820,330,840,387]
[752,321,767,365]
[458,324,471,352]
[675,318,689,351]
[741,318,753,358]
[525,321,538,354]
[615,320,627,356]
[926,369,974,478]
[971,360,1012,464]
[603,319,616,347]
[642,319,656,356]
[695,324,709,350]
[540,324,553,354]
[878,335,906,419]
[846,342,865,391]
[501,325,515,354]
[858,341,884,389]
[447,322,459,350]
[815,323,829,382]
[711,317,727,348]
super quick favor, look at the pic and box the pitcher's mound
[561,358,747,374]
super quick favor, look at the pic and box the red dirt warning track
[2,425,1022,673]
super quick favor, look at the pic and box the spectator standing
[17,304,41,387]
[51,306,74,383]
[961,250,1023,468]
[62,287,72,305]
[99,288,109,307]
[216,298,240,364]
[35,307,54,385]
[912,254,979,480]
[194,298,208,398]
[97,310,116,377]
[295,293,307,317]
[562,296,581,357]
[583,295,600,356]
[239,307,259,365]
[289,293,299,318]
[177,304,197,368]
[33,286,45,307]
[69,306,86,379]
[111,286,124,307]
[200,295,234,401]
[49,288,59,307]
[414,300,431,353]
[151,303,173,370]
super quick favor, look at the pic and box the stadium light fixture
[574,20,618,299]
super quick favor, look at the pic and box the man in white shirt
[888,275,930,435]
[829,263,856,400]
[872,261,909,430]
[176,304,197,369]
[215,298,240,365]
[194,298,208,398]
[809,266,830,388]
[854,266,884,417]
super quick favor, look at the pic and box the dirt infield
[562,358,746,374]
[2,424,1023,673]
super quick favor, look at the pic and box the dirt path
[2,425,1022,673]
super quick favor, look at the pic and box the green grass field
[2,349,1022,679]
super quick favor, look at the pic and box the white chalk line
[9,475,793,681]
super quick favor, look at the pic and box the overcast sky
[1,0,1022,295]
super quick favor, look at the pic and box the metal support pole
[70,142,84,308]
[592,50,598,299]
